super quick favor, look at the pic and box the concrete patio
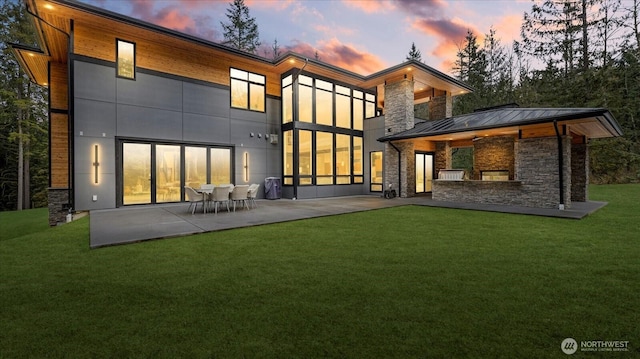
[88,196,607,248]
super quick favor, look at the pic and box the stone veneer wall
[434,136,573,209]
[383,79,414,197]
[48,188,70,226]
[571,142,589,202]
[473,136,515,180]
[435,142,450,175]
[433,180,524,205]
[429,92,452,121]
[515,136,572,208]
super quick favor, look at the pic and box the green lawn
[1,185,639,358]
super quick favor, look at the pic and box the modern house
[11,0,622,226]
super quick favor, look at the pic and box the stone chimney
[383,78,415,197]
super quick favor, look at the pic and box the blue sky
[84,0,535,75]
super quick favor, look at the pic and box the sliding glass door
[416,152,434,193]
[121,141,232,206]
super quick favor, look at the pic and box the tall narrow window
[353,137,363,183]
[316,132,333,185]
[231,68,265,112]
[298,75,313,123]
[365,93,376,118]
[370,151,383,192]
[283,130,293,185]
[299,130,312,185]
[210,148,231,184]
[315,79,333,126]
[282,75,293,124]
[353,90,364,131]
[116,39,135,79]
[336,134,351,184]
[336,85,351,129]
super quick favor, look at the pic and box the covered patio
[378,104,623,210]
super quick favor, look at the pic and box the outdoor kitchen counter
[432,179,524,206]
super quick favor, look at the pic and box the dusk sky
[83,0,536,75]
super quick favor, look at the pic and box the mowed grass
[1,185,639,358]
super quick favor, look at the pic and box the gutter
[388,141,402,196]
[553,120,565,210]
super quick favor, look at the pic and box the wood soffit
[19,0,471,96]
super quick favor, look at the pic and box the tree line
[1,0,638,211]
[443,0,640,184]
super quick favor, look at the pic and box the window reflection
[231,68,265,112]
[316,88,333,126]
[370,151,383,192]
[122,143,150,205]
[283,130,293,185]
[210,148,231,185]
[185,146,207,189]
[299,130,312,185]
[117,40,135,79]
[156,145,181,203]
[336,134,350,184]
[316,132,333,185]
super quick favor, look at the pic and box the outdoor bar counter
[432,179,524,206]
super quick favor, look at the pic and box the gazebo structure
[378,99,622,210]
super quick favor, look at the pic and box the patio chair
[247,183,260,208]
[211,185,231,214]
[184,186,205,214]
[230,185,250,211]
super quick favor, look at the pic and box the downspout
[553,120,565,210]
[388,141,401,196]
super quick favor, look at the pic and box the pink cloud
[492,14,523,44]
[127,0,219,41]
[285,38,387,75]
[342,0,396,13]
[396,0,447,17]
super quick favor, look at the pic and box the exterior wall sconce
[93,144,100,184]
[244,152,249,182]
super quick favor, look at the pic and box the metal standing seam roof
[378,107,623,142]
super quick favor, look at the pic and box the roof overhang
[379,108,623,143]
[9,43,49,87]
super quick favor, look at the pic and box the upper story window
[116,39,136,80]
[230,68,265,112]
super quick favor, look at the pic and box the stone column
[48,187,70,226]
[429,91,452,121]
[571,142,589,202]
[383,78,414,197]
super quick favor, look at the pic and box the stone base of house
[48,187,71,226]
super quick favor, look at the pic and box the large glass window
[370,151,383,192]
[315,79,333,126]
[365,93,376,118]
[336,134,351,184]
[116,39,135,79]
[282,75,293,124]
[230,68,265,112]
[123,143,150,204]
[353,90,364,131]
[316,132,333,185]
[156,145,181,203]
[210,148,231,184]
[122,142,231,206]
[185,146,207,188]
[283,130,293,185]
[336,85,351,129]
[353,137,363,183]
[299,75,313,123]
[299,130,312,185]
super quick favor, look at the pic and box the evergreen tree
[406,42,422,62]
[452,30,487,114]
[0,0,48,210]
[271,38,281,59]
[220,0,260,53]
